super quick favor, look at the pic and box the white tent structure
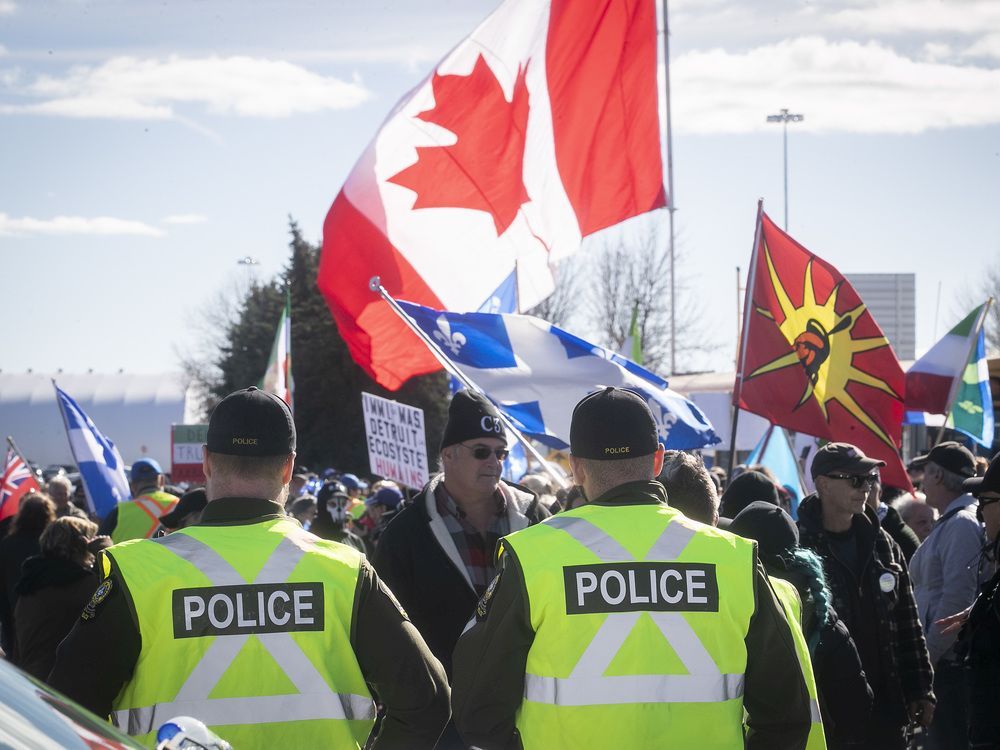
[0,372,201,470]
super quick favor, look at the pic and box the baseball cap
[206,386,295,457]
[366,486,403,510]
[441,390,506,449]
[914,441,976,478]
[810,442,885,479]
[159,488,207,529]
[964,454,1000,496]
[130,458,163,484]
[570,386,658,460]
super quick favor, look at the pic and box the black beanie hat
[570,386,658,460]
[729,501,799,557]
[719,470,779,518]
[441,390,505,449]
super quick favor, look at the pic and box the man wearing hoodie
[797,442,934,750]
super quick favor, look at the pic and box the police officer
[98,458,179,543]
[452,386,813,749]
[49,387,450,749]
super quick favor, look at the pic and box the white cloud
[162,214,207,225]
[964,32,1000,59]
[0,55,371,120]
[672,36,1000,134]
[828,0,1000,35]
[0,1,15,16]
[0,214,165,237]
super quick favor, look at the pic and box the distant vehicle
[40,465,72,483]
[0,657,144,749]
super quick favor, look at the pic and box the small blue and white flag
[53,383,131,518]
[746,426,806,519]
[399,301,720,451]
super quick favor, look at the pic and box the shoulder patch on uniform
[378,578,409,620]
[476,572,501,621]
[81,579,113,621]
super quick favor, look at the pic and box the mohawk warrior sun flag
[0,445,40,523]
[736,211,910,489]
[319,0,665,389]
[262,292,293,411]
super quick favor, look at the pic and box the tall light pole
[766,108,804,231]
[237,256,260,289]
[662,0,677,375]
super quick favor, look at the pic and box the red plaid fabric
[435,484,509,596]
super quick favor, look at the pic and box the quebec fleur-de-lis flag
[318,0,665,390]
[735,211,910,490]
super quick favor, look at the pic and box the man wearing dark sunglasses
[372,389,549,750]
[798,442,935,749]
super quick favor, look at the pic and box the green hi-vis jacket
[505,500,756,749]
[105,516,375,749]
[110,491,178,543]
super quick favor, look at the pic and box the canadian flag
[319,0,666,390]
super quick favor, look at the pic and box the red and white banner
[319,0,665,390]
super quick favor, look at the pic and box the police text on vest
[172,583,325,638]
[564,563,719,614]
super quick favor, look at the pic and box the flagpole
[6,436,34,479]
[368,277,569,490]
[51,380,95,516]
[727,199,765,479]
[662,0,677,375]
[934,297,994,446]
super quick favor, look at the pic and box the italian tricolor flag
[262,292,293,412]
[905,301,990,415]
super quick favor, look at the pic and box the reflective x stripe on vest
[111,493,177,543]
[112,530,374,737]
[523,514,744,706]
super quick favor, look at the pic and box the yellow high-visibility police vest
[111,490,179,543]
[105,516,375,749]
[769,575,827,750]
[502,502,757,749]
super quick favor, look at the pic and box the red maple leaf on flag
[388,55,531,236]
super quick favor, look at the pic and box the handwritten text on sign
[361,392,428,490]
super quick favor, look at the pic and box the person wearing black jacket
[731,501,872,749]
[798,442,935,750]
[372,390,549,749]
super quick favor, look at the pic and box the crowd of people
[0,383,997,750]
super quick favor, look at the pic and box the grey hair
[927,461,969,494]
[47,475,72,493]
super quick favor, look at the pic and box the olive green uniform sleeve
[352,559,451,750]
[451,549,533,750]
[744,559,812,750]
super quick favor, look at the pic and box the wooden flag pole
[727,200,765,479]
[369,277,569,490]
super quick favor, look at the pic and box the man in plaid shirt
[798,442,935,750]
[373,390,550,749]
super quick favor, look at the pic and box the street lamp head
[237,256,260,266]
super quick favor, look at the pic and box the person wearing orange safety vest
[98,458,178,543]
[452,387,812,750]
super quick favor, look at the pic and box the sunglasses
[458,444,510,461]
[825,473,877,489]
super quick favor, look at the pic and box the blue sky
[1,0,998,378]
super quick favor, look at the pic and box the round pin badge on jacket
[879,572,896,593]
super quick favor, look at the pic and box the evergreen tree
[207,219,449,478]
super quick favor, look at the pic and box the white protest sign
[361,392,429,490]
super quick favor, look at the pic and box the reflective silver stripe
[119,526,375,733]
[544,516,633,561]
[135,497,165,519]
[116,692,376,735]
[811,699,822,723]
[153,533,245,586]
[530,514,746,707]
[524,672,745,706]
